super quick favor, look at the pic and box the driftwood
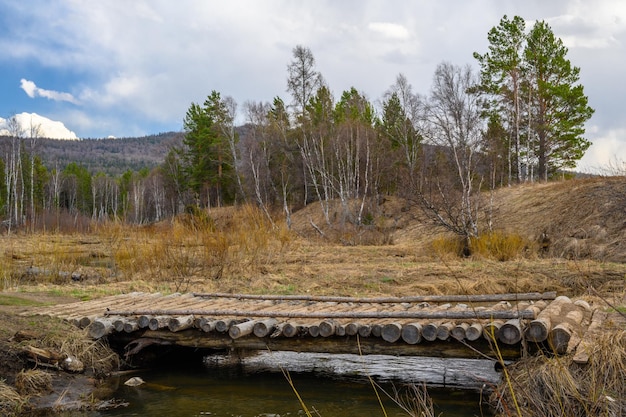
[193,291,557,304]
[218,350,502,390]
[22,345,84,373]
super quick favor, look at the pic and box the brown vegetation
[0,177,624,415]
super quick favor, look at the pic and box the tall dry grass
[100,204,294,292]
[491,331,626,416]
[429,231,532,261]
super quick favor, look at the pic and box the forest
[0,16,593,239]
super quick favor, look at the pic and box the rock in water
[124,376,145,387]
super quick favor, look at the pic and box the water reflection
[87,365,492,417]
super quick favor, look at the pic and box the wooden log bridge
[22,291,602,390]
[21,290,596,362]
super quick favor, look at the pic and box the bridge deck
[22,291,594,361]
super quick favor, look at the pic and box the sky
[0,0,625,172]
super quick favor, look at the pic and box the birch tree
[419,63,485,245]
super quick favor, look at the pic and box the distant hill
[30,131,184,176]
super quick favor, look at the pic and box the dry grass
[0,379,26,416]
[492,331,626,417]
[14,370,52,396]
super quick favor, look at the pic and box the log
[549,323,573,354]
[436,322,455,340]
[308,324,320,338]
[401,322,423,345]
[465,323,483,341]
[573,310,604,364]
[381,323,402,343]
[498,319,522,345]
[113,318,126,333]
[138,315,151,329]
[526,317,551,343]
[345,322,360,336]
[451,323,469,341]
[193,291,557,304]
[527,297,578,343]
[105,308,536,320]
[229,320,256,339]
[123,320,139,333]
[133,328,522,359]
[89,318,117,339]
[335,324,346,337]
[482,321,503,342]
[422,323,439,341]
[195,317,217,333]
[371,324,382,338]
[78,316,93,329]
[215,319,235,333]
[148,316,170,331]
[169,315,195,332]
[282,322,304,338]
[224,351,503,390]
[319,320,339,337]
[358,324,372,337]
[253,319,278,337]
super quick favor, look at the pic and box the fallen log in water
[206,350,503,390]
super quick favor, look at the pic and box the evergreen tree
[524,21,594,180]
[475,16,593,181]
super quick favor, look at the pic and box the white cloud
[577,126,626,173]
[368,22,410,40]
[20,79,79,104]
[0,112,78,140]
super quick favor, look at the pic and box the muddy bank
[0,309,120,416]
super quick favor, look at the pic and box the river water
[59,364,493,417]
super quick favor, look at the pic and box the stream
[55,362,494,417]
